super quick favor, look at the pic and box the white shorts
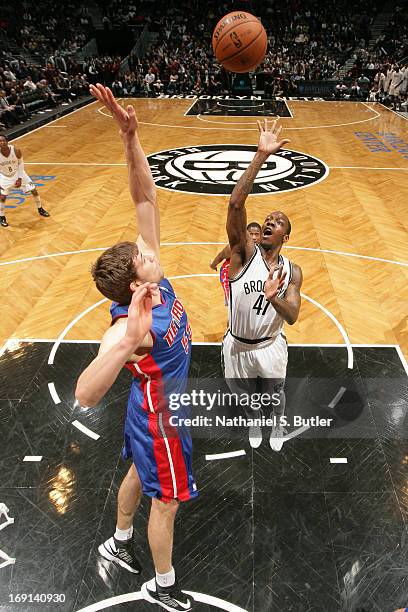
[222,331,288,380]
[0,172,35,197]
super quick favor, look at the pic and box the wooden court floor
[0,98,407,363]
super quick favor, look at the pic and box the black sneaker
[38,207,50,217]
[142,578,192,611]
[0,216,8,227]
[98,536,141,574]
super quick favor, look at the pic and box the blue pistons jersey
[110,278,192,412]
[110,278,197,503]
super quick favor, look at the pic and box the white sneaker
[249,425,262,448]
[269,425,287,452]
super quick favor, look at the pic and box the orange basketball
[212,11,267,73]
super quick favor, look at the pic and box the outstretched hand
[257,118,290,156]
[264,265,287,302]
[125,282,158,349]
[90,83,138,137]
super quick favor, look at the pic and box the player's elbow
[228,197,242,211]
[286,311,299,325]
[75,383,97,408]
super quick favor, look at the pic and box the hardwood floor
[1,98,407,361]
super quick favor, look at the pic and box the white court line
[283,245,408,268]
[23,456,43,462]
[72,420,100,440]
[25,162,126,166]
[10,100,97,142]
[6,339,401,349]
[206,450,246,461]
[0,339,11,357]
[76,593,144,611]
[22,162,408,171]
[6,338,405,378]
[48,298,107,365]
[330,458,348,464]
[196,102,380,130]
[183,97,202,116]
[0,247,110,267]
[48,382,61,405]
[0,548,16,568]
[328,386,347,409]
[331,166,408,171]
[395,346,408,377]
[75,591,248,612]
[282,424,311,442]
[377,101,408,122]
[42,125,67,128]
[1,243,407,271]
[301,292,353,369]
[98,100,380,131]
[217,102,265,108]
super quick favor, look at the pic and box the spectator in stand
[3,67,17,82]
[112,78,123,96]
[7,88,29,120]
[335,81,348,99]
[144,68,155,96]
[0,90,21,126]
[23,75,37,92]
[153,78,164,96]
[36,81,58,107]
[350,80,362,99]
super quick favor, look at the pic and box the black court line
[0,342,407,611]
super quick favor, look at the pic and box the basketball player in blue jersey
[75,84,195,611]
[223,118,303,451]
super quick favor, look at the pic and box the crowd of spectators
[1,0,94,62]
[107,0,393,100]
[337,4,408,108]
[97,0,147,30]
[0,50,131,129]
[1,0,407,130]
[0,54,90,129]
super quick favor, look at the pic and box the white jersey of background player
[223,119,303,451]
[0,135,49,227]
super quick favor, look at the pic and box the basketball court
[0,97,407,611]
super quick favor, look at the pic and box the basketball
[212,11,267,73]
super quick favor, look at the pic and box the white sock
[114,525,133,542]
[0,201,4,216]
[33,194,42,209]
[156,566,175,588]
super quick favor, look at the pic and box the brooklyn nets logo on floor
[147,145,329,196]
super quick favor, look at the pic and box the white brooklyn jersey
[228,246,292,341]
[0,145,19,178]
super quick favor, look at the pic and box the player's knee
[152,497,179,516]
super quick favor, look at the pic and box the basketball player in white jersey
[223,118,302,451]
[0,135,49,227]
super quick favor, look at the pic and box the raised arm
[90,84,160,258]
[227,119,289,275]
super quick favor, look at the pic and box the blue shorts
[122,407,198,503]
